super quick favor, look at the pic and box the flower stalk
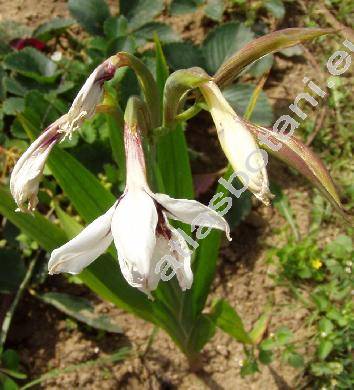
[163,68,210,127]
[116,52,161,128]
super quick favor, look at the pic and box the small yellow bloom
[311,259,322,270]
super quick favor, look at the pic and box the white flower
[199,81,271,205]
[49,124,230,298]
[10,57,118,212]
[10,116,64,212]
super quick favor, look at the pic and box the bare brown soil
[2,1,348,389]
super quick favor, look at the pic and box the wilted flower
[59,57,117,140]
[199,81,271,205]
[10,116,64,212]
[49,122,230,298]
[10,57,118,212]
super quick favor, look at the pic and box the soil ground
[1,1,350,389]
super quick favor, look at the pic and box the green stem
[163,68,210,127]
[0,256,37,348]
[175,103,203,122]
[117,52,161,128]
[140,326,159,358]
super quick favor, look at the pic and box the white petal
[124,124,149,190]
[48,204,116,275]
[111,189,158,288]
[10,117,64,212]
[64,58,117,135]
[165,222,193,291]
[151,192,231,240]
[200,81,271,204]
[149,219,193,293]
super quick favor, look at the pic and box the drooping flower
[59,57,117,140]
[10,116,64,212]
[199,81,272,205]
[48,122,230,298]
[10,57,118,212]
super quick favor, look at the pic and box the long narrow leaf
[0,186,67,251]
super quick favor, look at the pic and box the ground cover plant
[0,0,352,388]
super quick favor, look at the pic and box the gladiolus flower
[199,81,271,205]
[10,57,118,212]
[48,123,230,298]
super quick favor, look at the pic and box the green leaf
[240,356,260,376]
[223,83,273,126]
[318,318,334,334]
[33,18,74,40]
[26,127,115,223]
[187,314,216,354]
[182,167,232,322]
[105,113,125,182]
[202,22,254,74]
[106,36,136,56]
[0,368,26,380]
[55,205,83,238]
[0,186,67,252]
[264,0,285,19]
[209,299,252,344]
[2,349,19,370]
[164,42,206,70]
[249,312,271,345]
[2,98,25,116]
[154,34,169,105]
[248,54,274,77]
[135,22,180,44]
[271,182,299,240]
[318,340,333,360]
[325,235,352,258]
[3,47,58,83]
[156,123,194,199]
[0,373,19,390]
[0,249,26,294]
[120,0,164,30]
[286,352,304,368]
[279,45,303,57]
[103,16,128,38]
[260,338,276,351]
[68,0,110,35]
[170,0,203,14]
[38,292,122,333]
[204,0,225,21]
[275,326,292,345]
[0,41,11,56]
[225,178,252,229]
[3,77,27,97]
[258,349,273,364]
[0,68,6,100]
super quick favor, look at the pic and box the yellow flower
[311,259,323,270]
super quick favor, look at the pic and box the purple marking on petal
[95,62,116,86]
[40,132,61,148]
[155,204,172,240]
